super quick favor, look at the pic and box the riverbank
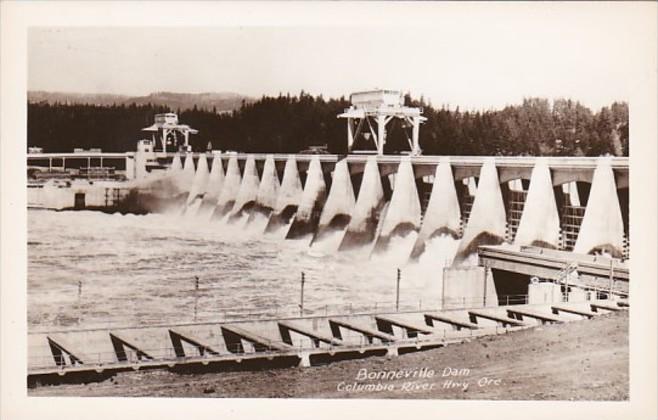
[30,310,628,400]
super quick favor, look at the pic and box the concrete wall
[442,266,498,309]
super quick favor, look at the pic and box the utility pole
[482,262,488,307]
[194,276,199,322]
[396,268,401,312]
[608,260,614,299]
[300,272,305,317]
[77,280,82,325]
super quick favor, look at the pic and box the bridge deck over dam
[28,152,629,181]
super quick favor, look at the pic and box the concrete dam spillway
[123,153,629,266]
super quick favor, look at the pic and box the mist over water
[28,209,453,330]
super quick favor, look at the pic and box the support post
[608,260,614,299]
[396,268,401,312]
[77,280,82,325]
[194,276,199,322]
[482,263,488,307]
[162,128,168,153]
[300,272,305,317]
[441,266,446,309]
[347,118,354,152]
[412,116,420,155]
[377,115,386,155]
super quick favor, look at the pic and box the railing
[29,289,622,335]
[27,152,630,169]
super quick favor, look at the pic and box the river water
[28,209,456,330]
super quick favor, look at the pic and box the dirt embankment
[30,310,629,400]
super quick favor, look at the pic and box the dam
[26,91,631,385]
[28,150,630,307]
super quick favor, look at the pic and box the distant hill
[28,91,253,113]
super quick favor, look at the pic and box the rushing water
[28,209,456,330]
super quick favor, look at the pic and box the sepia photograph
[2,1,657,419]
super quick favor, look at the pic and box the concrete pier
[574,159,625,257]
[340,156,385,251]
[247,155,280,228]
[286,156,327,240]
[185,153,210,216]
[410,159,461,260]
[229,156,260,222]
[514,159,561,248]
[213,156,242,220]
[198,154,225,218]
[455,159,507,263]
[373,157,422,255]
[266,156,303,233]
[312,159,355,246]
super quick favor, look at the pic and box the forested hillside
[27,92,628,156]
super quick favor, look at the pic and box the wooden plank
[375,316,433,337]
[551,305,596,319]
[616,299,629,308]
[47,336,87,366]
[590,302,623,313]
[506,308,563,324]
[109,332,154,362]
[221,325,292,352]
[468,310,527,327]
[424,313,480,330]
[328,319,396,343]
[277,321,342,347]
[169,329,221,358]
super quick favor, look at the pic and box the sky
[27,3,649,111]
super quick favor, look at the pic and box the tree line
[27,93,628,156]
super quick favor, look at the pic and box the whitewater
[27,208,459,330]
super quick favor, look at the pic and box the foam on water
[29,209,443,328]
